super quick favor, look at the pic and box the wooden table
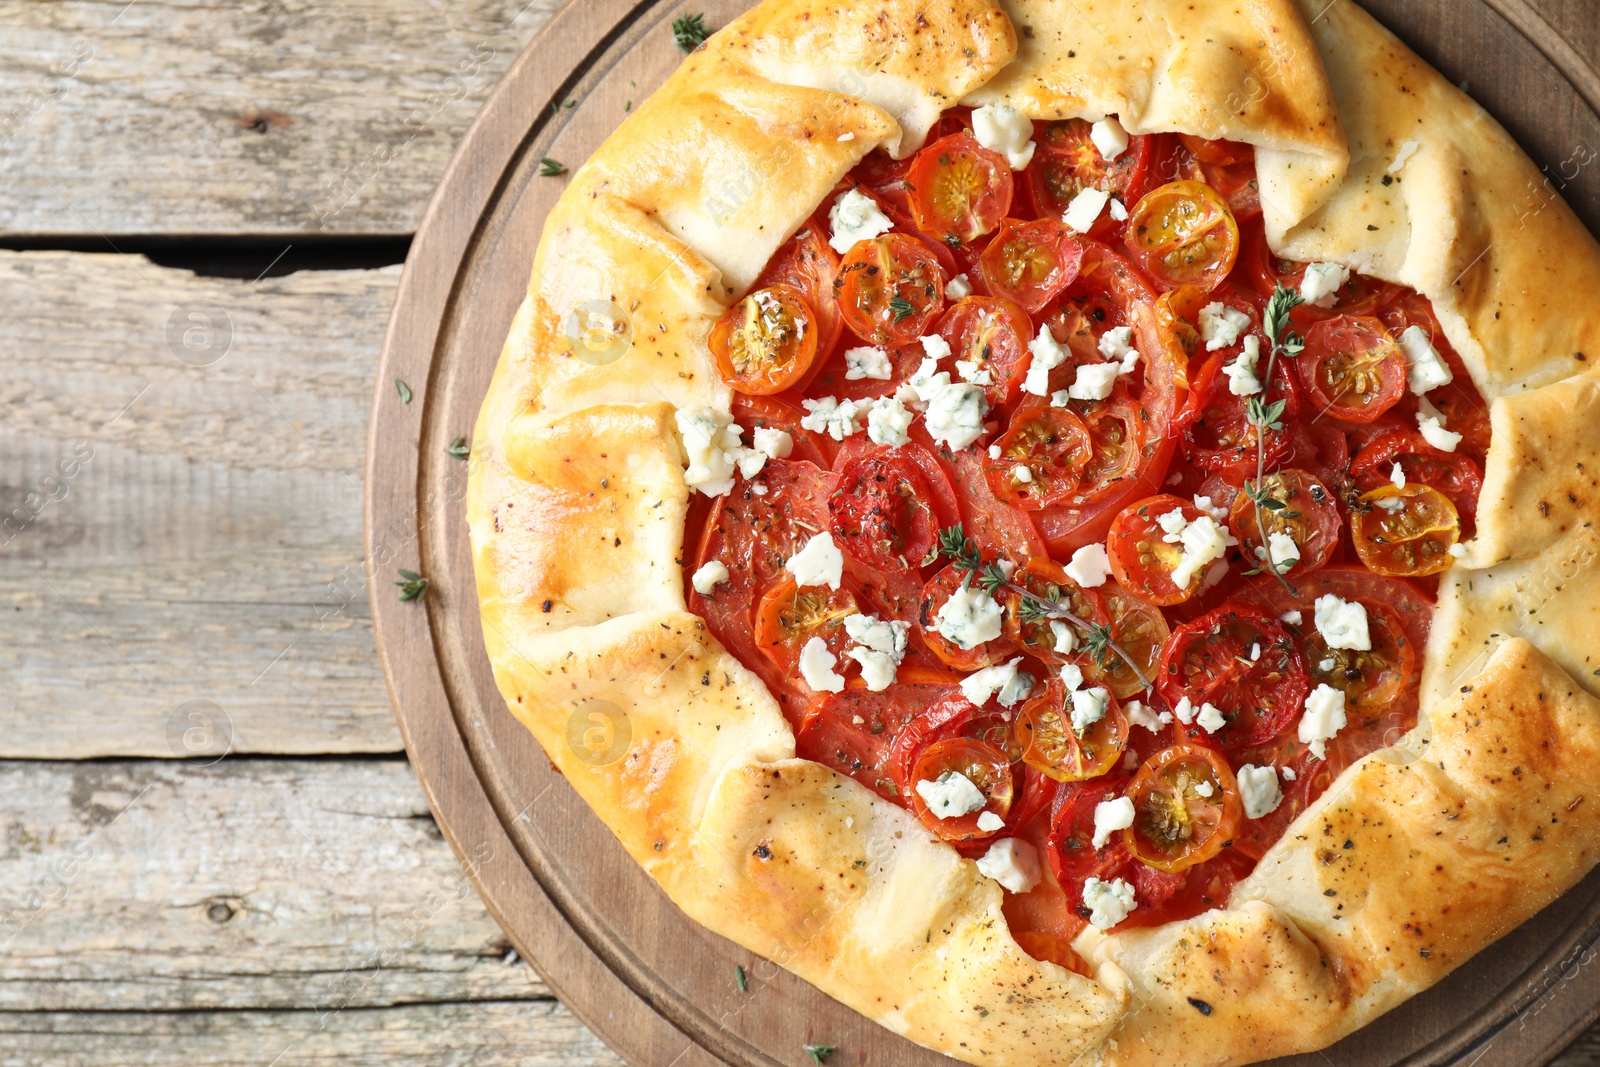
[2,0,1599,1063]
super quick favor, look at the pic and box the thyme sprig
[1242,285,1305,595]
[936,525,1151,691]
[672,12,713,51]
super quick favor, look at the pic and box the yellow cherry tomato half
[708,283,819,395]
[1351,483,1460,577]
[1125,180,1240,292]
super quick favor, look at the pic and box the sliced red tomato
[986,397,1095,510]
[1296,316,1406,423]
[1226,469,1342,579]
[1275,419,1351,496]
[835,234,947,345]
[1123,743,1242,872]
[1029,119,1156,228]
[1046,778,1134,918]
[754,218,844,363]
[1177,347,1301,477]
[1350,425,1484,535]
[795,669,961,802]
[753,575,861,679]
[1016,677,1129,782]
[1157,603,1309,749]
[1125,180,1240,292]
[829,447,955,572]
[709,284,819,395]
[935,296,1035,410]
[977,217,1083,314]
[1228,750,1318,861]
[1106,494,1212,606]
[1351,483,1460,577]
[916,427,1049,563]
[917,565,1019,672]
[906,131,1013,248]
[907,736,1015,842]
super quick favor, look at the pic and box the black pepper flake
[1187,997,1213,1016]
[541,599,554,613]
[1420,949,1432,959]
[753,843,772,860]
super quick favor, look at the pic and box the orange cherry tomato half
[917,565,1019,672]
[906,131,1014,248]
[1351,483,1460,577]
[1029,118,1155,222]
[1080,583,1170,700]
[1125,180,1240,292]
[708,283,819,395]
[986,397,1095,510]
[908,736,1015,841]
[754,220,844,362]
[934,296,1036,410]
[835,234,948,345]
[1123,744,1242,873]
[1002,557,1100,665]
[1105,494,1210,607]
[977,217,1084,314]
[1295,316,1407,423]
[1225,469,1342,579]
[1015,677,1129,783]
[753,576,860,678]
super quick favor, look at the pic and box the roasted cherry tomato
[986,397,1094,510]
[906,131,1014,247]
[1157,604,1309,749]
[1295,316,1406,423]
[1002,557,1100,665]
[829,451,945,572]
[1029,118,1155,223]
[1225,469,1341,578]
[1106,494,1213,606]
[796,671,961,801]
[1378,291,1491,461]
[1351,483,1460,576]
[908,736,1015,841]
[1124,180,1240,291]
[731,394,830,467]
[835,234,947,345]
[708,284,819,395]
[1079,583,1169,700]
[753,576,861,680]
[1016,677,1128,782]
[1123,744,1242,872]
[977,217,1084,313]
[934,296,1035,410]
[1176,348,1299,477]
[754,219,844,363]
[917,565,1019,672]
[1350,425,1484,535]
[1304,598,1417,719]
[917,426,1050,563]
[1277,419,1352,498]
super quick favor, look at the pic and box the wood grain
[0,251,403,757]
[0,0,564,236]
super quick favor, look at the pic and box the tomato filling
[684,110,1489,967]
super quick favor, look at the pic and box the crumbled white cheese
[1449,542,1468,559]
[976,810,1005,833]
[956,358,995,386]
[1067,362,1121,401]
[1023,325,1070,397]
[920,333,953,361]
[1107,197,1129,222]
[1168,513,1236,590]
[842,613,910,692]
[691,560,730,595]
[1124,699,1173,733]
[798,636,846,693]
[1064,543,1113,588]
[1011,464,1034,485]
[1196,701,1227,734]
[844,345,893,381]
[1390,462,1407,490]
[1280,610,1303,626]
[837,132,855,142]
[1199,302,1252,351]
[1090,116,1130,160]
[800,396,866,441]
[1373,495,1407,512]
[1097,325,1141,374]
[1081,876,1137,930]
[1071,686,1111,734]
[1260,530,1301,574]
[961,656,1034,709]
[1237,764,1284,820]
[1313,593,1371,651]
[786,532,844,589]
[1299,683,1348,759]
[945,274,973,301]
[1300,262,1350,308]
[828,188,893,254]
[1059,663,1085,691]
[751,426,793,460]
[924,382,989,450]
[1050,620,1076,654]
[916,771,987,819]
[1397,324,1453,395]
[896,357,951,409]
[971,103,1036,170]
[1388,139,1420,173]
[1416,396,1462,452]
[935,580,1005,649]
[1194,780,1215,798]
[866,396,914,447]
[1225,334,1263,397]
[1282,765,1297,782]
[1063,187,1110,232]
[676,406,762,496]
[1091,796,1136,849]
[976,837,1040,892]
[988,444,1002,460]
[1192,495,1229,524]
[1173,696,1196,725]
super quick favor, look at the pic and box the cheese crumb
[1023,325,1070,396]
[1237,764,1284,819]
[971,104,1037,170]
[1082,876,1137,930]
[1168,513,1236,590]
[917,771,987,819]
[1067,362,1121,401]
[976,811,1005,833]
[935,580,1004,649]
[1300,262,1350,308]
[1097,325,1140,374]
[1050,620,1076,654]
[1091,796,1135,848]
[690,560,730,595]
[1124,699,1172,733]
[866,395,914,447]
[1071,686,1111,734]
[1199,302,1252,351]
[1090,116,1130,160]
[1416,397,1462,452]
[1280,610,1303,626]
[800,396,866,441]
[1314,594,1370,651]
[961,656,1035,709]
[1299,683,1347,759]
[946,273,974,300]
[676,406,762,496]
[844,345,893,381]
[1261,530,1301,574]
[1397,324,1454,395]
[842,613,910,692]
[1063,187,1110,232]
[786,532,844,589]
[798,637,846,693]
[976,837,1040,893]
[1108,197,1129,222]
[1196,701,1227,734]
[924,382,989,450]
[1225,334,1262,396]
[828,188,893,254]
[1391,462,1407,489]
[751,426,793,460]
[1064,543,1113,588]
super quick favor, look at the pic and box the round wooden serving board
[367,1,1600,1063]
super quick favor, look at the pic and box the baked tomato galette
[468,1,1600,1064]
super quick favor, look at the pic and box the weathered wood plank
[0,251,409,757]
[0,758,548,1010]
[0,1001,622,1067]
[0,0,565,235]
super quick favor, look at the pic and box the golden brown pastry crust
[467,1,1600,1063]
